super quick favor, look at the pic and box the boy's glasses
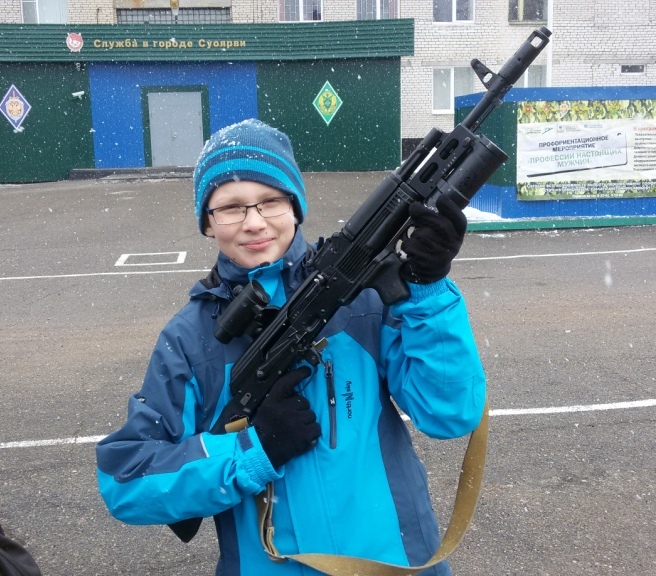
[205,196,292,225]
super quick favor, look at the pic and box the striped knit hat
[193,119,307,235]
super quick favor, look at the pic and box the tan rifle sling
[256,400,489,576]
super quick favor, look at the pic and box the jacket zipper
[325,360,337,449]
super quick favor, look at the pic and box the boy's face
[204,180,296,269]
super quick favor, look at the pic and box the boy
[96,119,486,575]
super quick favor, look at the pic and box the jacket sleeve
[95,317,281,526]
[379,277,486,439]
[0,525,42,576]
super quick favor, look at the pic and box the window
[433,67,475,113]
[22,0,36,22]
[434,64,546,113]
[22,0,67,23]
[517,65,547,87]
[433,0,473,22]
[117,8,231,24]
[509,0,546,22]
[621,64,645,75]
[279,0,322,21]
[357,0,399,19]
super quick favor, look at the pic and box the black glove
[400,194,467,284]
[252,366,321,468]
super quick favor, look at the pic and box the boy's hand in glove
[253,366,321,469]
[400,193,467,284]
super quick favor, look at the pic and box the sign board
[516,99,656,200]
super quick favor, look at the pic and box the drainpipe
[546,0,553,85]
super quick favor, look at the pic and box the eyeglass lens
[211,197,291,225]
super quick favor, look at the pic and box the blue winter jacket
[96,229,486,576]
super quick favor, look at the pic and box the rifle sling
[256,400,489,576]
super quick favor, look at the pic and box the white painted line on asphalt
[489,398,656,416]
[1,247,654,282]
[0,435,106,449]
[0,269,211,281]
[2,399,654,450]
[399,398,656,421]
[115,251,187,266]
[458,247,656,261]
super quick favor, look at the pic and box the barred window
[117,8,232,25]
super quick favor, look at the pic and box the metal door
[147,91,204,167]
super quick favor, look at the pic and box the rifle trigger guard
[312,337,329,352]
[303,339,326,366]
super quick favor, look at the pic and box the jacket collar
[190,227,309,301]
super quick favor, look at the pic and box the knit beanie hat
[193,118,307,235]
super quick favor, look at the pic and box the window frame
[517,64,547,88]
[508,0,547,23]
[433,0,475,24]
[356,0,400,20]
[620,64,645,76]
[22,0,68,24]
[433,64,546,114]
[116,8,232,24]
[21,0,38,23]
[279,0,323,22]
[432,66,476,114]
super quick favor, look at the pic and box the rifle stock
[169,27,551,542]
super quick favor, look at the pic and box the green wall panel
[0,63,93,183]
[257,58,401,172]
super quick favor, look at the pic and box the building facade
[2,0,654,149]
[0,14,412,181]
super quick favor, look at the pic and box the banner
[516,99,656,200]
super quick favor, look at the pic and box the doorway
[142,86,209,167]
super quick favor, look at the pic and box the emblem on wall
[1,85,32,131]
[313,81,343,126]
[66,33,84,53]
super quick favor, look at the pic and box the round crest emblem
[66,33,84,53]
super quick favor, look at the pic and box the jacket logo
[342,381,354,419]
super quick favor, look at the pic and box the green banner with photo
[516,99,656,200]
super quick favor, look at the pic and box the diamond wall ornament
[1,85,32,130]
[313,81,342,126]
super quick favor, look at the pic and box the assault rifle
[170,26,551,543]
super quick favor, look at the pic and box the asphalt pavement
[0,173,655,575]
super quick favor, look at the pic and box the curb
[467,215,656,232]
[69,167,194,180]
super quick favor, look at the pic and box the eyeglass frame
[204,195,293,225]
